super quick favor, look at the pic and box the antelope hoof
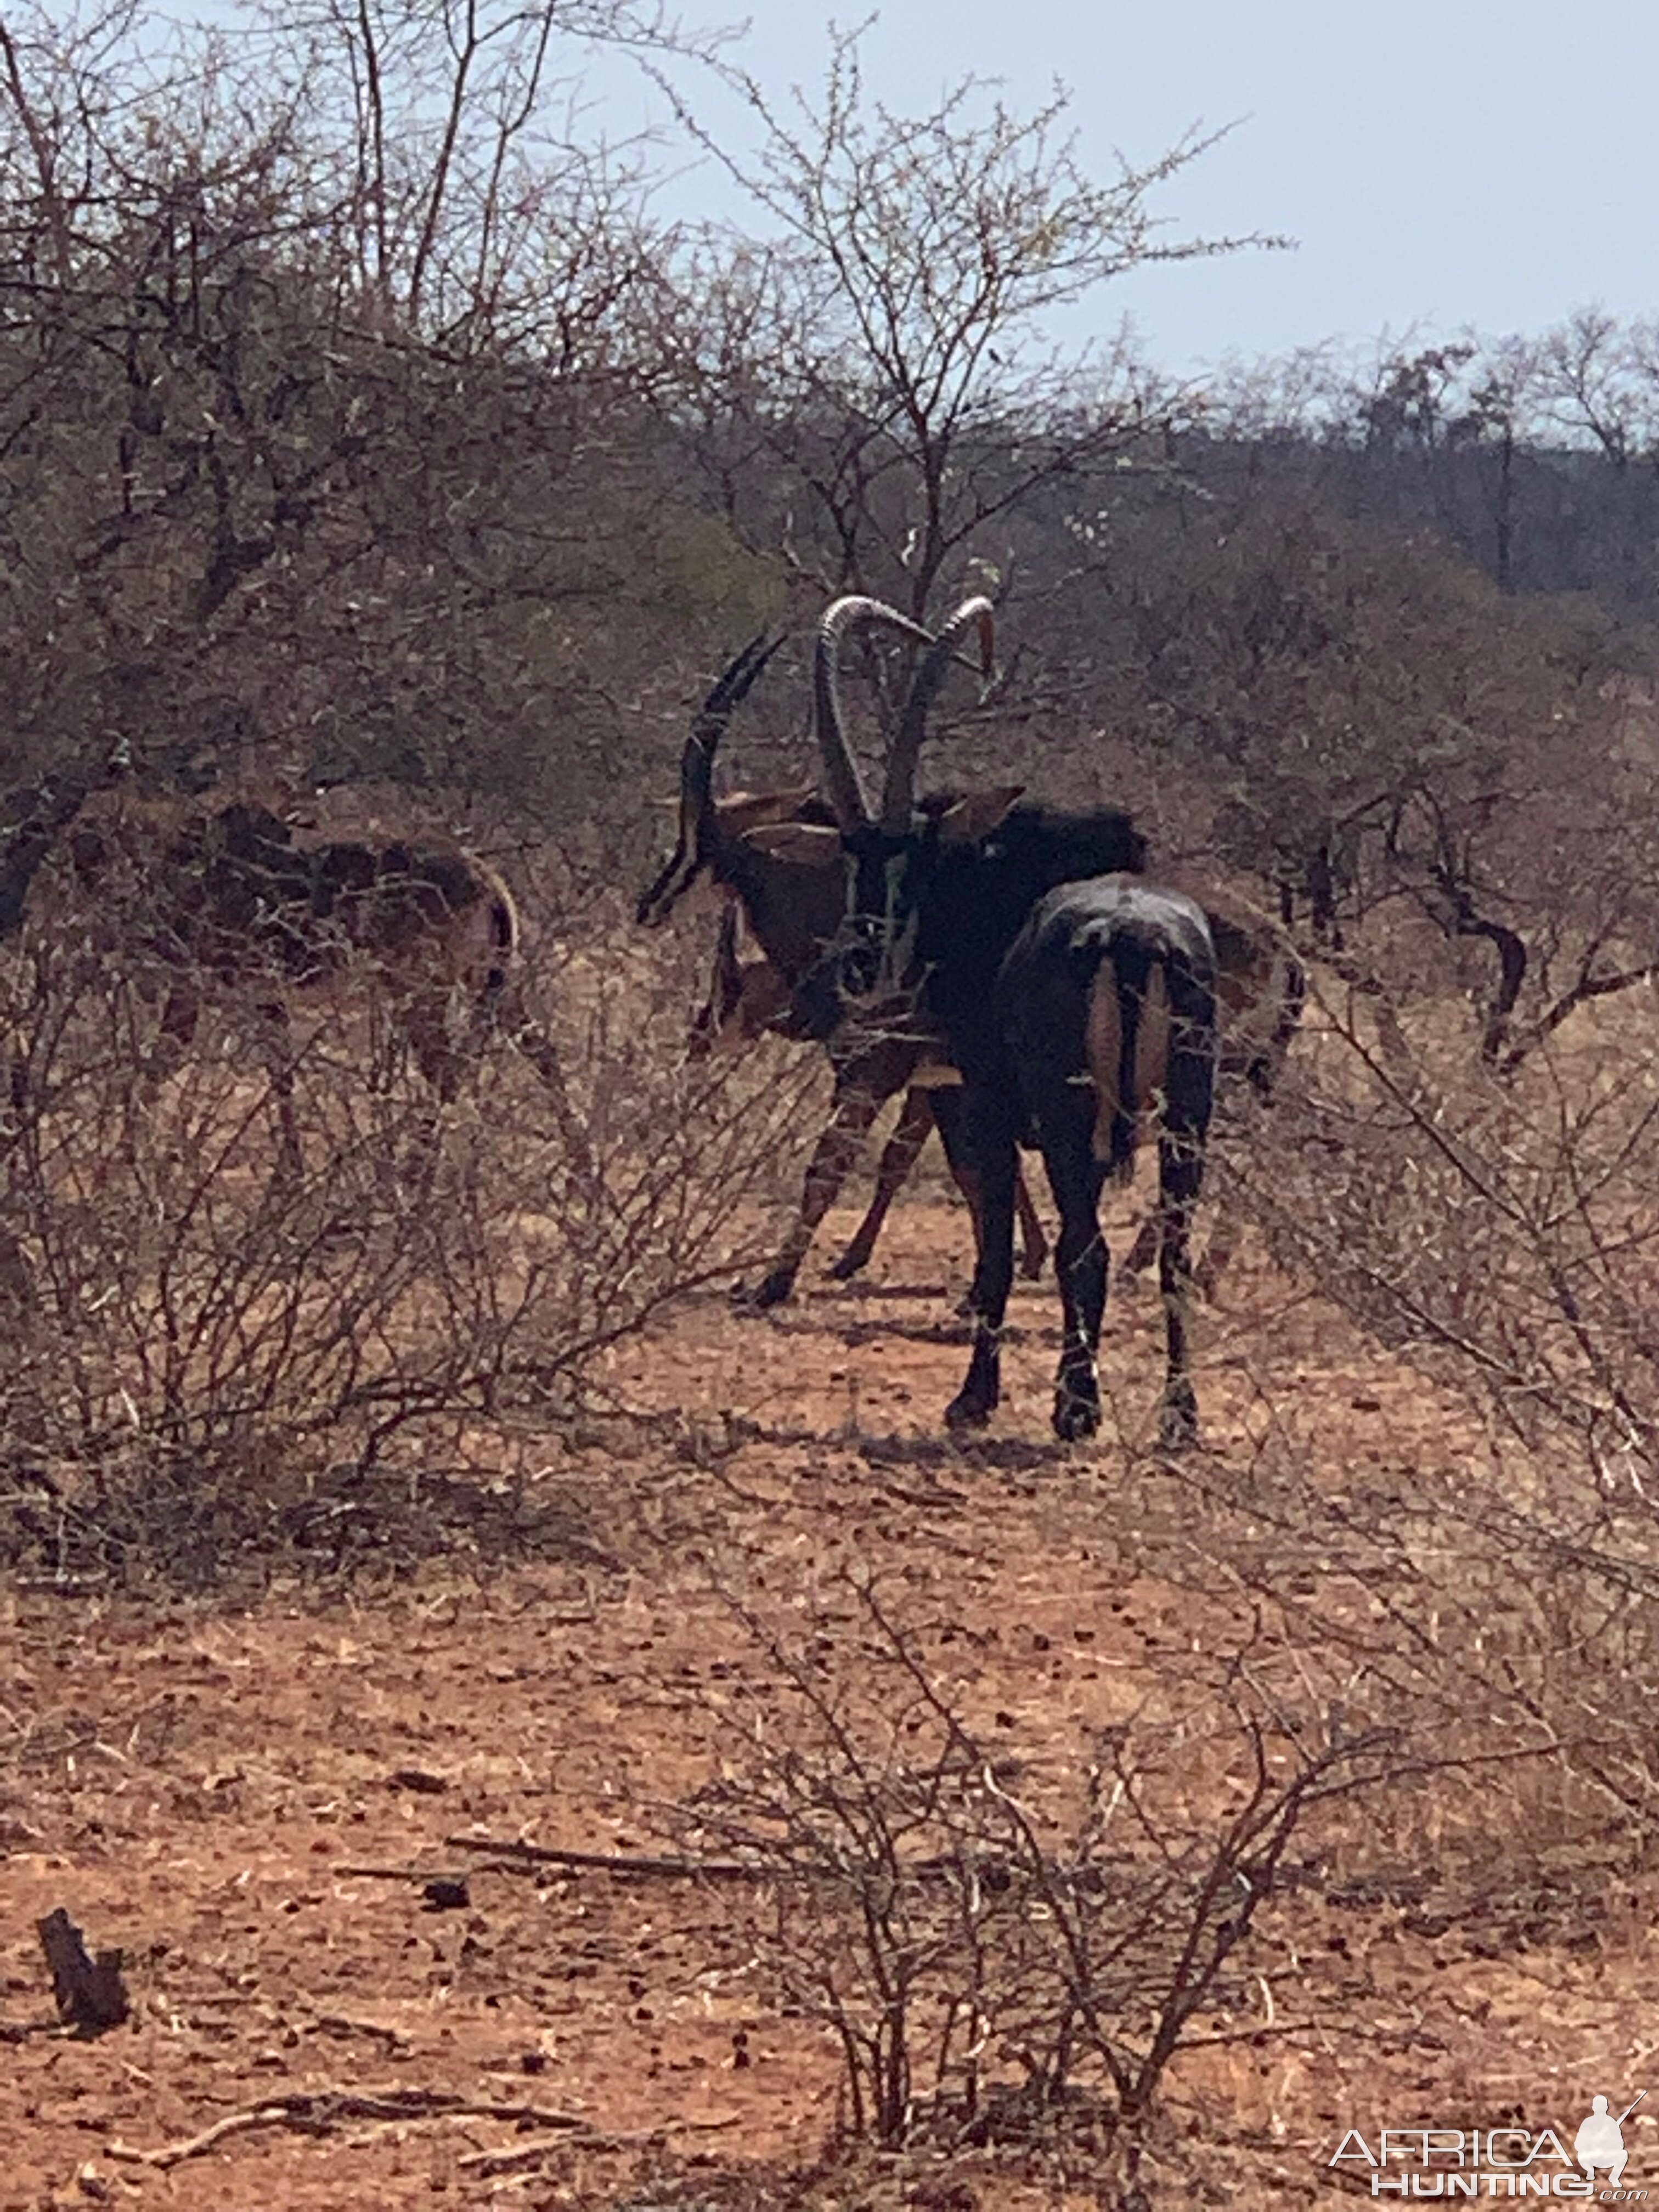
[734,1269,795,1313]
[1052,1388,1101,1443]
[825,1249,872,1283]
[944,1387,996,1431]
[1157,1393,1199,1453]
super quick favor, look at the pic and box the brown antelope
[690,892,1050,1293]
[638,605,1063,1310]
[0,769,577,1179]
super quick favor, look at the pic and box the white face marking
[872,853,921,995]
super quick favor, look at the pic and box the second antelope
[689,893,1051,1294]
[0,769,576,1179]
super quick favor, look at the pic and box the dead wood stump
[36,1906,131,2034]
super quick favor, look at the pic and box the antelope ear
[935,785,1025,845]
[714,783,819,835]
[738,820,844,867]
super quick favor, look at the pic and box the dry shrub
[1247,967,1659,1451]
[1193,943,1659,1871]
[653,1577,1384,2154]
[0,894,820,1589]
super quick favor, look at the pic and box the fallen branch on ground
[106,2087,591,2171]
[442,1833,777,1878]
[457,2114,740,2176]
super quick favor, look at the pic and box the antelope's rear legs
[1039,1115,1110,1443]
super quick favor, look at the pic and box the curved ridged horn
[636,632,782,926]
[814,596,934,830]
[879,595,996,830]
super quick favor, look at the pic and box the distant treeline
[0,0,1652,995]
[1186,324,1659,607]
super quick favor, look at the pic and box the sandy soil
[3,1195,1656,2210]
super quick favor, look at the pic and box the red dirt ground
[3,1195,1656,2210]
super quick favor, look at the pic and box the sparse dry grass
[6,892,1659,2208]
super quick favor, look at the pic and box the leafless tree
[641,19,1269,731]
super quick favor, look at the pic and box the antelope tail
[1083,934,1171,1183]
[1108,938,1153,1181]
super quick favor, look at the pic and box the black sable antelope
[702,890,1302,1305]
[637,602,1071,1310]
[777,641,1218,1447]
[0,769,575,1176]
[987,876,1217,1442]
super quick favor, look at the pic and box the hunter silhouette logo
[1576,2091,1643,2188]
[1329,2091,1648,2194]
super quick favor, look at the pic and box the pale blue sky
[646,0,1658,374]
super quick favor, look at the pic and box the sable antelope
[1118,896,1305,1292]
[681,619,1302,1318]
[639,605,1076,1310]
[774,613,1218,1446]
[0,769,574,1178]
[701,892,1301,1305]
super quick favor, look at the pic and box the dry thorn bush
[1186,940,1659,1878]
[0,893,821,1592]
[647,1575,1389,2158]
